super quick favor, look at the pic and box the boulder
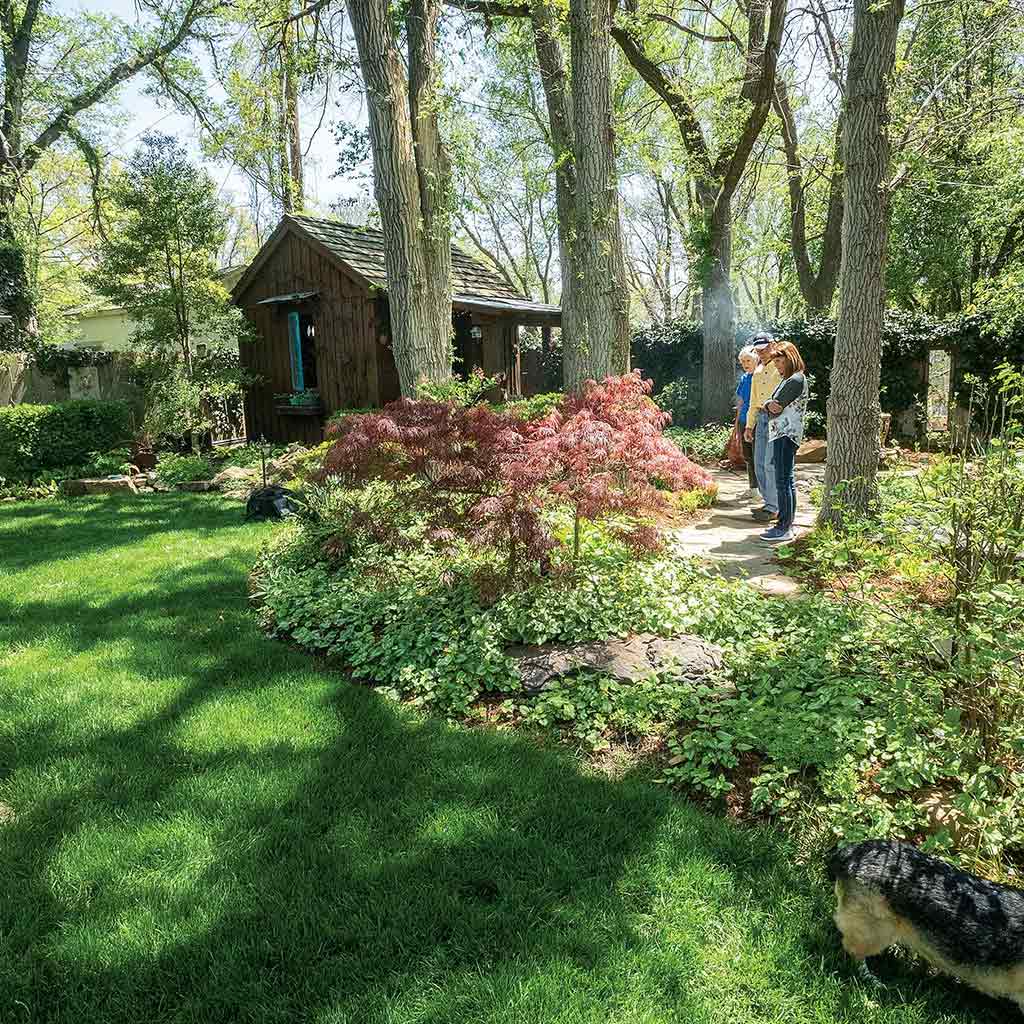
[176,480,219,492]
[747,573,803,599]
[796,439,826,464]
[212,465,258,487]
[62,477,138,496]
[212,465,260,499]
[507,633,726,694]
[267,442,309,479]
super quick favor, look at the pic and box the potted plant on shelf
[274,389,323,415]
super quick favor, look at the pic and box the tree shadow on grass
[0,513,1008,1023]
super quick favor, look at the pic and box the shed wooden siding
[233,216,560,442]
[236,230,381,443]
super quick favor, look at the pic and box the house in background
[231,214,561,444]
[9,265,251,411]
[68,265,248,354]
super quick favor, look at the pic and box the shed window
[287,311,318,391]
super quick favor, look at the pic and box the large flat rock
[62,477,138,496]
[507,633,725,694]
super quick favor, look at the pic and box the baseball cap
[749,331,773,348]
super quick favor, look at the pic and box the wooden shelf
[274,404,324,417]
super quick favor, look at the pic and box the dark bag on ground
[245,485,299,521]
[722,411,746,470]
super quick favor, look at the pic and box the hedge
[0,400,134,480]
[533,310,1024,429]
[631,312,944,426]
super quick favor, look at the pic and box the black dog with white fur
[828,839,1024,1011]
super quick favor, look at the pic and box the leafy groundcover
[254,495,1022,877]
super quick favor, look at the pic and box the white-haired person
[735,345,758,497]
[742,333,781,522]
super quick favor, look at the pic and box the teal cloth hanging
[287,311,304,391]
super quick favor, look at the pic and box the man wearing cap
[743,333,782,522]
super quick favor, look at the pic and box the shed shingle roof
[293,215,524,302]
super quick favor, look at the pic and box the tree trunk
[776,80,844,316]
[530,2,580,369]
[284,19,303,212]
[0,194,34,354]
[406,0,453,350]
[819,0,906,525]
[700,196,736,424]
[346,0,452,396]
[565,0,630,388]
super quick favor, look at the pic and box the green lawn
[0,496,1003,1024]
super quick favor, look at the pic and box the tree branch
[65,123,109,243]
[23,0,213,171]
[610,22,715,187]
[713,0,788,196]
[648,12,737,47]
[445,0,531,15]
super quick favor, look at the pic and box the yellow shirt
[746,361,782,429]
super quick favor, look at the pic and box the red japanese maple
[321,398,553,574]
[523,370,712,557]
[319,371,711,574]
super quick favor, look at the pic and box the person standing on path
[759,341,807,544]
[743,335,781,522]
[735,346,758,497]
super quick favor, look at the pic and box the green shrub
[0,476,60,502]
[285,441,332,483]
[0,400,134,480]
[211,442,289,469]
[665,425,732,464]
[253,510,711,716]
[155,452,214,485]
[323,407,376,434]
[500,392,563,421]
[654,379,699,427]
[417,368,503,406]
[83,447,135,477]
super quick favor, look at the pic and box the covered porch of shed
[449,294,561,400]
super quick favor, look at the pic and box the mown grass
[0,495,1004,1023]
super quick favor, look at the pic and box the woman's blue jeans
[754,410,777,512]
[773,436,799,532]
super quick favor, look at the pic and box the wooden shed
[231,214,561,444]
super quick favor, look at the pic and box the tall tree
[453,0,632,387]
[92,134,248,373]
[92,134,253,447]
[161,0,341,216]
[819,0,906,524]
[565,0,631,385]
[346,0,452,395]
[0,0,218,345]
[612,0,787,422]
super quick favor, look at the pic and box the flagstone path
[674,464,826,597]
